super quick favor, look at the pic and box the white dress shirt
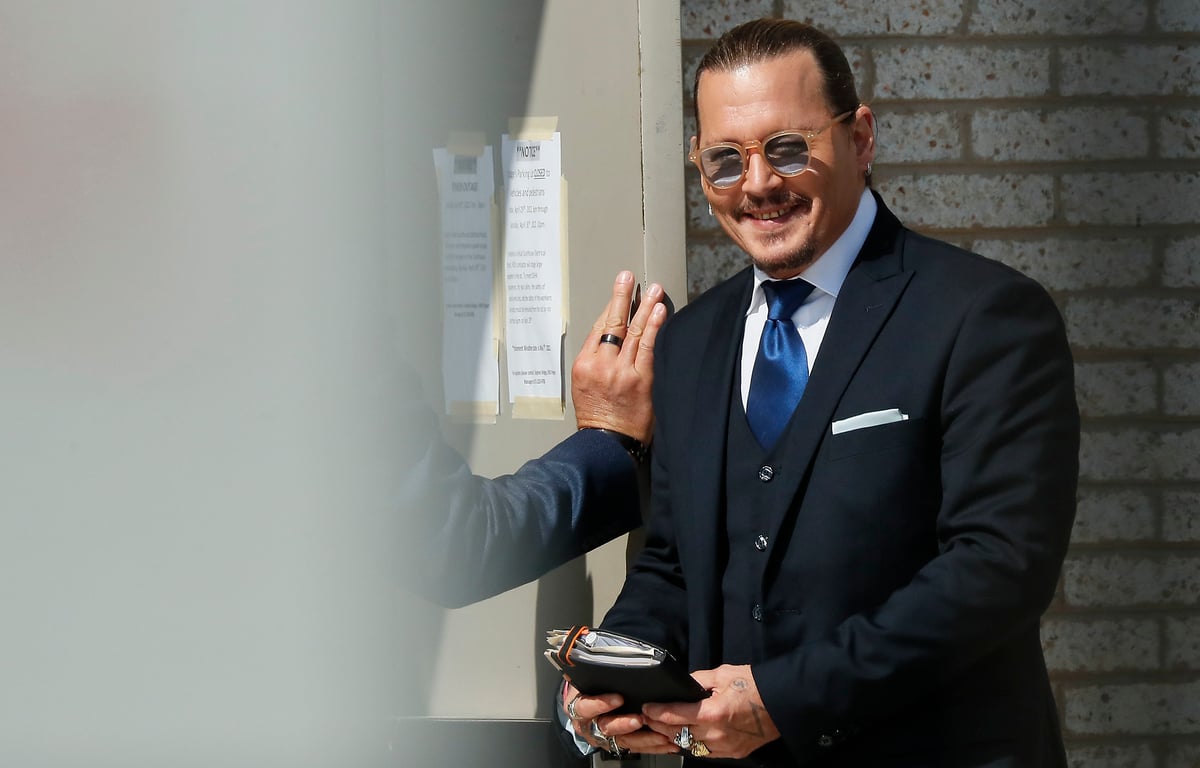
[739,189,877,408]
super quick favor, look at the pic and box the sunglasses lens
[698,146,746,188]
[763,133,810,176]
[698,133,812,188]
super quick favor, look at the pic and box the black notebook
[544,625,710,714]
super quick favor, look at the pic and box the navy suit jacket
[397,368,643,608]
[601,196,1079,766]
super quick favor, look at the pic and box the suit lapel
[764,204,914,537]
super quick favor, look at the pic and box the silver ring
[673,725,693,750]
[607,735,623,756]
[567,693,583,721]
[599,333,623,348]
[591,718,624,756]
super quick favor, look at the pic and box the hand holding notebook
[544,625,710,713]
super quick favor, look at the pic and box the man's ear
[853,106,876,168]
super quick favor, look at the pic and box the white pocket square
[831,408,909,435]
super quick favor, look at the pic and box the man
[403,271,669,607]
[560,19,1078,767]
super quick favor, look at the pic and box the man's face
[694,49,874,279]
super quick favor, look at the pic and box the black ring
[599,333,623,348]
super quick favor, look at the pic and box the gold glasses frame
[688,108,858,189]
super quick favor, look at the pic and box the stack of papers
[545,627,666,668]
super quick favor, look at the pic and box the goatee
[752,236,818,276]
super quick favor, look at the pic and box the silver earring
[708,203,713,216]
[865,161,873,177]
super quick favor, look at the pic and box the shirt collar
[746,189,877,315]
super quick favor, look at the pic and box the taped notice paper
[502,120,565,420]
[433,135,499,423]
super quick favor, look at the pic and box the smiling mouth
[741,196,811,223]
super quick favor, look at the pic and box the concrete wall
[679,1,1200,765]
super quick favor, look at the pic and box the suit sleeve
[753,274,1079,752]
[397,369,643,608]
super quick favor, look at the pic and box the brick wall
[678,1,1200,764]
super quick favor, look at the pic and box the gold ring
[690,740,711,757]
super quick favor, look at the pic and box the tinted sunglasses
[688,109,857,189]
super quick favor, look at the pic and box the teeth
[750,209,786,220]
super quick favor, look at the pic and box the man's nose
[740,151,783,197]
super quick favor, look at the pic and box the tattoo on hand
[728,700,768,737]
[748,701,767,736]
[729,678,766,737]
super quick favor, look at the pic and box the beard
[736,191,820,276]
[750,233,818,276]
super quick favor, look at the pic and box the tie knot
[762,279,814,321]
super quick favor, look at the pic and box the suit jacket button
[751,604,763,621]
[758,465,774,482]
[754,534,768,551]
[817,735,834,748]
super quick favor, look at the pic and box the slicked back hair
[692,19,860,142]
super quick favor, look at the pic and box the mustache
[735,192,810,215]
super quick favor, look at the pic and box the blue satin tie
[746,279,815,450]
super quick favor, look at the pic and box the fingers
[641,711,714,757]
[586,711,644,739]
[689,668,718,689]
[582,271,632,351]
[570,271,664,443]
[562,684,679,756]
[587,714,680,756]
[565,689,624,723]
[641,701,703,727]
[584,271,668,359]
[600,270,636,339]
[625,279,661,328]
[625,284,666,372]
[562,685,627,745]
[574,708,644,753]
[607,726,680,755]
[641,666,778,760]
[582,298,617,350]
[640,697,707,744]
